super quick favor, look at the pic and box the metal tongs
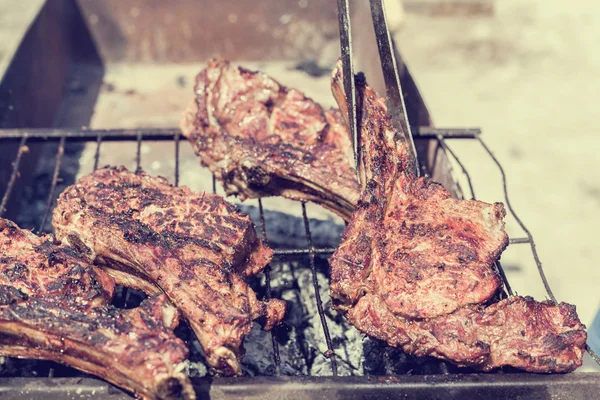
[337,0,420,180]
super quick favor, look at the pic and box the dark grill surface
[0,127,599,397]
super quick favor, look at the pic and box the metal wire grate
[0,126,599,374]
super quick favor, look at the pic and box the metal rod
[125,132,144,307]
[212,175,217,194]
[258,199,269,249]
[369,0,419,177]
[437,135,476,199]
[0,128,180,140]
[38,136,66,233]
[383,349,394,375]
[258,199,281,375]
[0,136,28,218]
[415,127,480,138]
[175,132,180,187]
[586,344,600,366]
[273,247,338,256]
[439,361,449,375]
[336,0,360,181]
[135,132,142,172]
[437,135,513,296]
[0,127,480,141]
[301,202,338,376]
[93,133,102,171]
[476,136,557,303]
[123,289,132,308]
[433,139,465,200]
[495,260,514,296]
[509,237,530,245]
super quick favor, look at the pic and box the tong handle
[336,0,420,178]
[337,0,360,182]
[369,0,420,177]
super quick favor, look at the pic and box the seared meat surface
[330,66,507,319]
[52,167,285,375]
[0,219,193,400]
[351,294,586,372]
[180,59,360,221]
[328,63,586,372]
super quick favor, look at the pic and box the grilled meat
[180,59,360,221]
[350,294,586,372]
[52,167,286,376]
[0,218,193,400]
[328,63,586,372]
[330,68,507,320]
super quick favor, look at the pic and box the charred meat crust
[330,63,507,319]
[179,59,360,222]
[328,61,586,372]
[0,219,194,400]
[52,167,286,376]
[346,294,586,373]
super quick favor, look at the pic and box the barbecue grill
[1,1,599,398]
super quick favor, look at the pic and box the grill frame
[1,126,598,386]
[1,373,600,399]
[0,1,598,395]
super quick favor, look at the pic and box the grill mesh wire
[0,127,598,378]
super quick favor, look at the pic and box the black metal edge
[203,372,600,387]
[205,373,600,400]
[0,373,598,400]
[0,127,481,141]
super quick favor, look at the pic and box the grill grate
[37,136,65,234]
[301,201,338,376]
[0,136,28,217]
[257,198,282,375]
[0,126,599,378]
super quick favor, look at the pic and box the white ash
[292,265,363,376]
[178,329,209,378]
[242,324,307,376]
[182,358,207,378]
[261,260,364,376]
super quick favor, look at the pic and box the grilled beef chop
[52,167,285,375]
[180,59,360,221]
[328,63,586,372]
[0,219,193,400]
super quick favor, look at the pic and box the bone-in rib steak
[0,218,194,400]
[52,167,285,375]
[180,59,360,221]
[328,63,586,372]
